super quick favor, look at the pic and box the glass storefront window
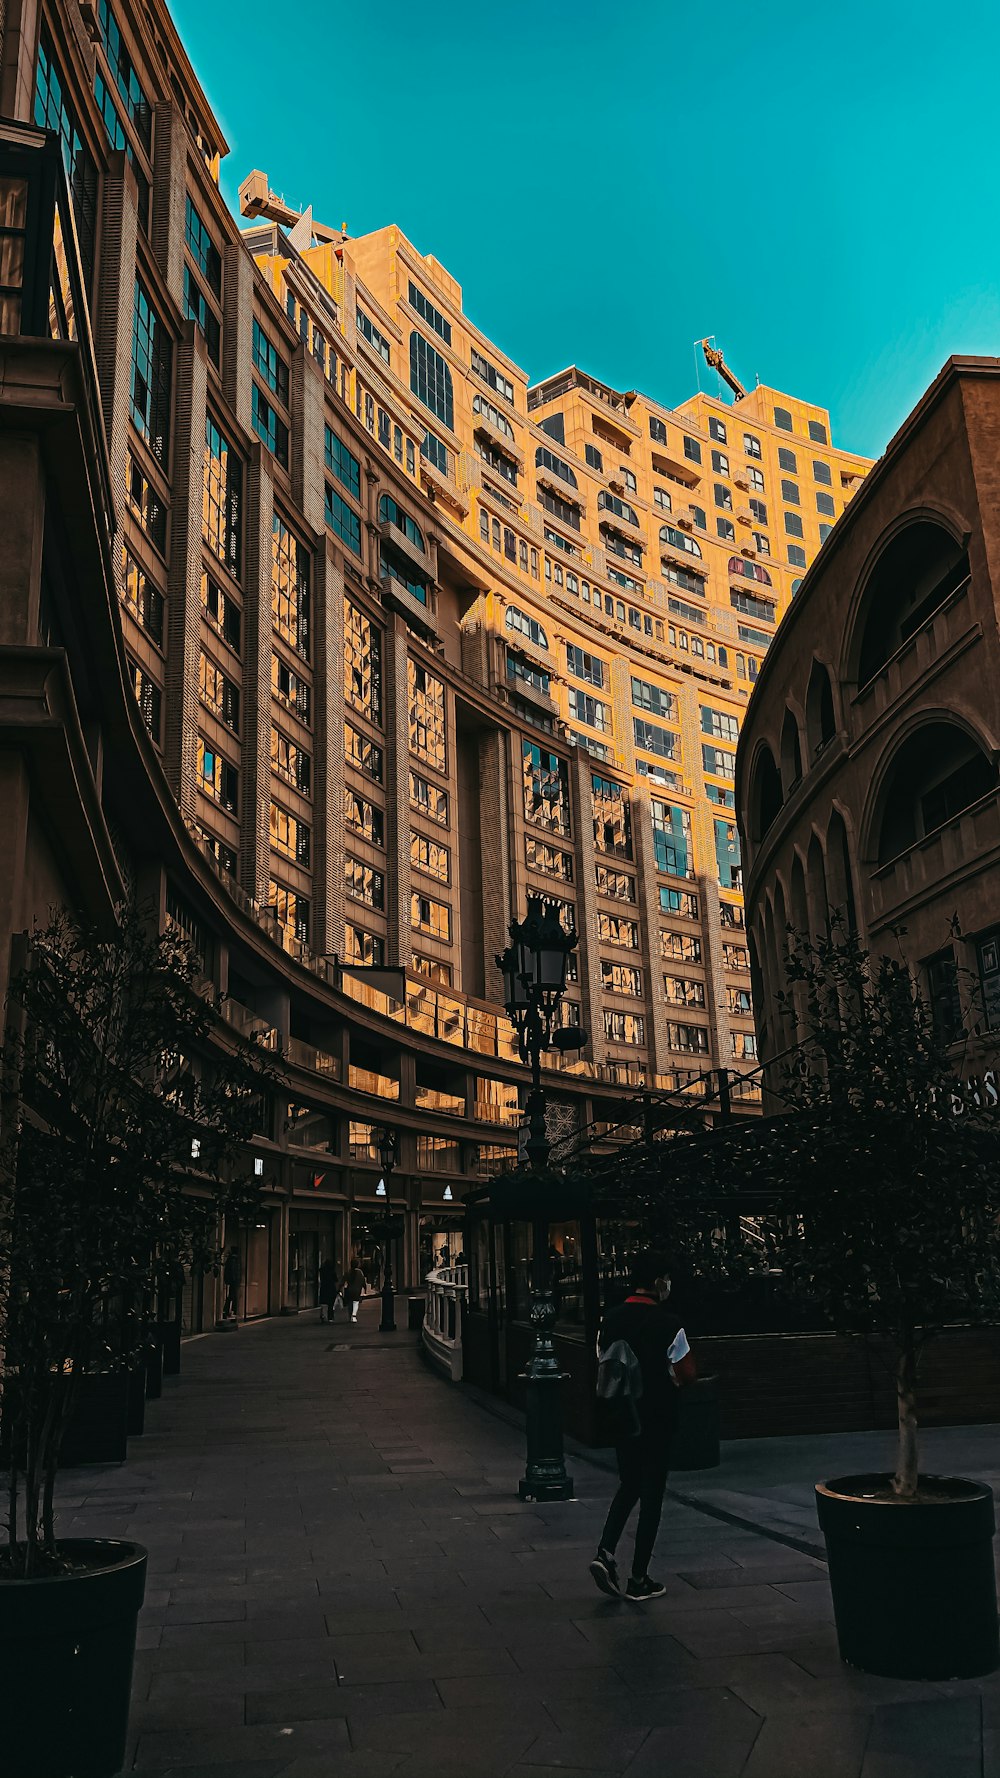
[548,1220,584,1330]
[596,1217,639,1317]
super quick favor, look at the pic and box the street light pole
[496,897,587,1504]
[376,1128,400,1334]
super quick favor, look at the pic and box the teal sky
[173,0,997,463]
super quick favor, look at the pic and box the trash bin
[407,1294,426,1331]
[670,1375,720,1470]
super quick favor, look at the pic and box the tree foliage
[0,906,276,1576]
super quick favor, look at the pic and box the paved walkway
[55,1308,1000,1777]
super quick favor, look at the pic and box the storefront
[287,1208,342,1311]
[350,1200,403,1295]
[418,1210,466,1279]
[225,1211,276,1321]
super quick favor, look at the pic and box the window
[788,544,807,568]
[808,419,828,444]
[122,546,164,645]
[345,788,384,846]
[325,427,360,497]
[538,486,581,530]
[598,913,639,950]
[753,531,771,557]
[780,481,800,509]
[592,775,632,859]
[523,741,571,836]
[411,891,451,941]
[660,887,699,917]
[723,942,749,970]
[325,486,361,555]
[604,1009,645,1045]
[203,416,242,580]
[34,30,99,286]
[652,487,672,514]
[252,320,288,405]
[252,385,288,468]
[408,659,446,769]
[346,721,383,783]
[471,346,513,403]
[745,466,765,493]
[631,678,675,720]
[411,831,450,882]
[97,0,150,144]
[715,816,742,890]
[506,606,548,650]
[664,976,706,1008]
[524,835,573,881]
[585,442,604,472]
[749,498,768,527]
[595,867,638,920]
[778,446,798,473]
[732,1032,757,1061]
[408,280,451,344]
[344,598,382,723]
[813,459,832,486]
[410,770,448,825]
[711,450,729,475]
[271,800,311,868]
[702,743,736,779]
[651,800,692,877]
[816,491,836,517]
[346,857,385,910]
[633,718,679,760]
[345,926,385,968]
[183,265,219,365]
[272,726,311,795]
[668,1022,709,1054]
[196,737,238,813]
[717,519,735,542]
[536,445,577,487]
[602,960,643,997]
[379,494,425,552]
[566,643,605,687]
[784,512,804,538]
[744,433,762,459]
[598,491,638,526]
[198,651,240,732]
[701,706,740,743]
[773,407,793,432]
[818,524,832,545]
[270,881,309,946]
[272,653,310,722]
[683,436,701,463]
[410,332,453,429]
[649,417,667,444]
[271,514,310,657]
[507,651,550,697]
[356,307,390,364]
[128,658,161,741]
[738,622,772,647]
[661,930,702,963]
[568,688,611,732]
[690,507,707,530]
[130,280,171,462]
[709,417,728,443]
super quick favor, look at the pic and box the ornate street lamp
[496,896,587,1502]
[375,1127,401,1334]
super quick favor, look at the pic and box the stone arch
[780,707,803,794]
[805,659,837,758]
[748,743,783,846]
[847,516,968,688]
[866,718,996,868]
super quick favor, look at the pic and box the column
[242,444,274,904]
[383,614,411,967]
[162,321,208,818]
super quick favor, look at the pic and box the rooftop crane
[237,169,344,245]
[701,338,747,402]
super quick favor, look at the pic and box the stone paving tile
[46,1310,994,1778]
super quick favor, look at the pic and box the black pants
[599,1434,670,1578]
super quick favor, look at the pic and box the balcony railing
[421,1264,468,1382]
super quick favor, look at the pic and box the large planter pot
[0,1538,147,1777]
[126,1364,146,1436]
[816,1474,999,1679]
[59,1373,129,1467]
[161,1317,182,1376]
[144,1335,164,1401]
[670,1375,721,1471]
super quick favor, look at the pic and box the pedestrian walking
[222,1243,242,1322]
[589,1251,695,1603]
[318,1254,339,1323]
[343,1258,367,1323]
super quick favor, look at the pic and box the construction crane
[701,338,747,402]
[237,169,343,245]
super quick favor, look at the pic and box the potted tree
[0,906,273,1777]
[773,924,1000,1679]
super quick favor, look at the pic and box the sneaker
[625,1575,666,1602]
[589,1548,620,1598]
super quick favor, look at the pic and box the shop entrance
[418,1212,466,1279]
[288,1209,341,1311]
[233,1215,273,1320]
[351,1207,402,1296]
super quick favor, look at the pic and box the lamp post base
[517,1285,574,1503]
[379,1281,396,1333]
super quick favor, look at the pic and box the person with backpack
[589,1250,694,1602]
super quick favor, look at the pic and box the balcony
[852,576,977,735]
[871,787,1000,923]
[286,1035,341,1079]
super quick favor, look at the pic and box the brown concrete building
[0,0,867,1324]
[738,357,1000,1094]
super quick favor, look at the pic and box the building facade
[0,0,867,1321]
[737,356,1000,1095]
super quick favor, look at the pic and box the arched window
[535,445,577,487]
[660,525,703,559]
[876,723,996,866]
[476,394,515,441]
[378,494,425,551]
[855,522,969,685]
[410,331,453,430]
[728,555,773,586]
[598,491,639,527]
[805,660,836,756]
[505,605,549,650]
[780,709,802,792]
[749,745,783,844]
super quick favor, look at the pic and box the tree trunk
[893,1337,919,1499]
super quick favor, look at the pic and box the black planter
[816,1474,999,1679]
[670,1376,721,1471]
[144,1336,164,1401]
[59,1373,129,1467]
[161,1318,182,1376]
[126,1364,146,1436]
[0,1538,147,1777]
